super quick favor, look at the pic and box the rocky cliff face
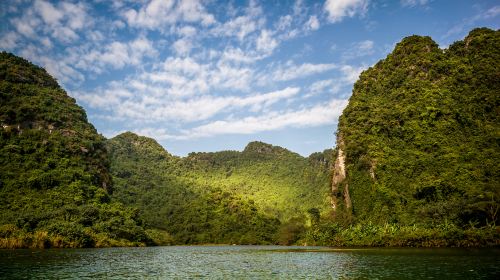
[330,135,351,212]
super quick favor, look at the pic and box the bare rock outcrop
[331,135,351,212]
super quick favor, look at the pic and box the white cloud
[73,36,157,72]
[401,0,428,7]
[35,0,63,25]
[484,5,500,18]
[340,65,366,83]
[270,62,337,82]
[256,29,278,54]
[162,56,206,75]
[293,0,305,16]
[342,40,374,60]
[307,79,342,98]
[139,57,210,97]
[129,36,155,58]
[112,19,126,29]
[52,26,79,43]
[139,56,255,96]
[77,82,301,123]
[124,0,215,30]
[182,99,348,138]
[233,87,300,109]
[172,38,193,56]
[33,0,92,43]
[220,48,260,64]
[60,2,88,30]
[310,79,335,93]
[148,87,299,122]
[176,0,216,25]
[324,0,369,23]
[7,0,93,47]
[101,42,129,68]
[272,6,322,40]
[11,16,38,39]
[37,55,85,84]
[210,0,264,41]
[305,15,320,30]
[212,63,254,90]
[74,84,133,109]
[0,32,20,49]
[276,15,293,31]
[444,5,500,38]
[130,127,177,141]
[211,15,260,41]
[177,25,197,37]
[40,37,53,49]
[358,40,374,51]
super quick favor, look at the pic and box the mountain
[1,27,498,248]
[0,51,333,247]
[0,52,151,248]
[107,132,333,245]
[327,28,499,246]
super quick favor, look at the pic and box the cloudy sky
[1,0,499,156]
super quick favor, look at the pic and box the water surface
[1,246,499,279]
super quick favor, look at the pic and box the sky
[1,0,499,157]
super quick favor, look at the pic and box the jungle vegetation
[0,28,498,248]
[0,52,152,248]
[107,132,333,245]
[323,28,499,247]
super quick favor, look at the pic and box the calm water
[0,246,499,279]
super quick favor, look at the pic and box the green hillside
[1,27,498,249]
[107,132,333,245]
[0,52,150,248]
[326,28,499,246]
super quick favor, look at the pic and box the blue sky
[1,0,499,156]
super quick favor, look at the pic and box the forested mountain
[107,132,333,245]
[0,52,151,248]
[327,28,499,246]
[0,51,333,247]
[1,27,498,248]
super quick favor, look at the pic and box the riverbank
[304,222,500,247]
[2,223,499,249]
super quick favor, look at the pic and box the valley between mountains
[1,28,498,248]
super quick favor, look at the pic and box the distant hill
[327,28,499,246]
[0,52,151,248]
[107,132,333,245]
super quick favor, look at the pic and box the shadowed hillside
[0,52,151,248]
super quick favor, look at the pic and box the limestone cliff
[330,135,351,212]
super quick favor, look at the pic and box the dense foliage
[0,52,151,248]
[322,28,500,246]
[107,132,333,245]
[1,28,498,248]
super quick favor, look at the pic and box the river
[1,246,499,279]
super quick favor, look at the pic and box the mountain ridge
[107,130,332,245]
[1,27,498,248]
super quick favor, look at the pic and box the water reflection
[0,246,499,279]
